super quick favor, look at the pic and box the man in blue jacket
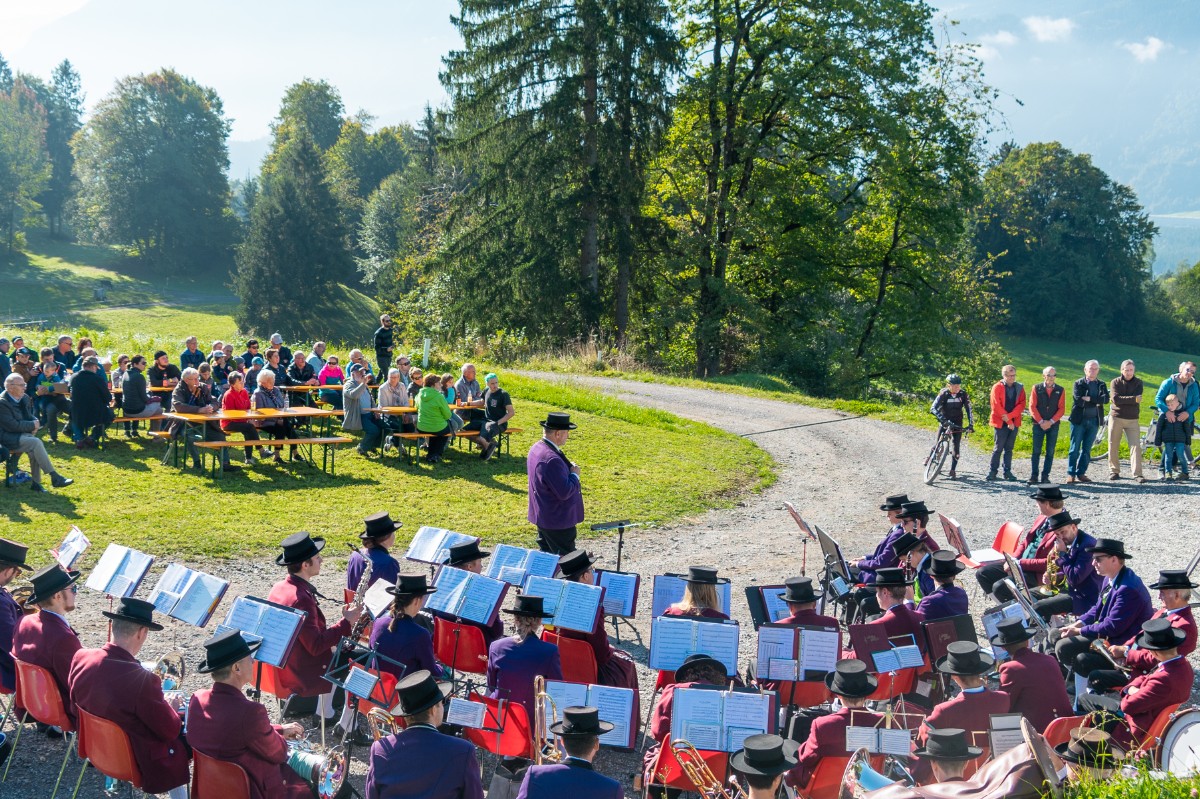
[1156,362,1199,463]
[1054,538,1152,674]
[1033,511,1102,623]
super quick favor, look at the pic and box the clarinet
[346,546,373,645]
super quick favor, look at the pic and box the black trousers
[536,525,577,555]
[1087,668,1130,693]
[1035,593,1074,621]
[223,421,260,458]
[1055,634,1096,672]
[976,563,1012,600]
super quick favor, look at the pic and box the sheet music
[755,626,796,679]
[727,726,761,752]
[171,571,228,627]
[672,687,724,748]
[522,575,564,619]
[649,616,695,670]
[227,596,265,631]
[364,579,393,619]
[972,547,1006,565]
[981,603,1028,641]
[424,567,471,616]
[54,526,89,569]
[893,645,924,669]
[524,551,559,580]
[344,667,379,700]
[554,581,602,633]
[497,565,527,586]
[589,685,636,748]
[879,728,912,756]
[846,726,879,753]
[457,573,506,625]
[695,620,740,675]
[544,681,589,721]
[405,526,477,564]
[989,713,1025,756]
[872,649,900,673]
[768,658,797,681]
[937,513,969,556]
[681,721,723,751]
[721,691,769,742]
[799,628,840,676]
[446,698,488,729]
[85,544,154,597]
[598,571,639,618]
[762,589,791,622]
[485,544,527,578]
[255,606,305,667]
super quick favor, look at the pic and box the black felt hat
[1086,538,1130,559]
[386,573,438,597]
[549,706,614,737]
[275,531,326,566]
[778,577,821,604]
[913,728,983,761]
[1045,511,1081,532]
[880,494,910,511]
[25,563,81,605]
[897,501,932,519]
[824,659,878,698]
[871,567,913,588]
[892,532,927,558]
[1136,617,1187,651]
[682,566,727,585]
[674,653,728,683]
[988,618,1035,648]
[361,511,402,540]
[1030,485,1064,501]
[395,670,452,716]
[198,629,261,674]
[935,641,994,676]
[102,597,164,631]
[1149,570,1199,590]
[539,412,577,430]
[1055,728,1124,768]
[0,538,30,570]
[923,550,966,577]
[730,734,800,776]
[502,593,546,618]
[558,549,597,579]
[444,540,490,567]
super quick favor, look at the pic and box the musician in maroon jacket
[67,598,190,798]
[555,549,639,691]
[976,485,1063,601]
[1079,618,1194,748]
[643,654,728,792]
[918,642,1010,755]
[785,660,883,788]
[187,630,312,799]
[850,568,926,657]
[990,619,1071,733]
[268,531,361,721]
[0,538,30,695]
[11,564,82,727]
[761,577,841,694]
[439,540,504,644]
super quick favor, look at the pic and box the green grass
[1058,761,1200,797]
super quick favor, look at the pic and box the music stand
[590,520,643,642]
[784,502,818,576]
[814,525,852,620]
[1186,546,1200,606]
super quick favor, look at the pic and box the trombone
[670,739,748,799]
[533,676,563,765]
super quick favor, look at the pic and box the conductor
[527,412,584,554]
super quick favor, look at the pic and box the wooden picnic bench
[193,437,353,477]
[388,427,523,464]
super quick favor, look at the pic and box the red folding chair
[192,750,252,799]
[799,754,852,799]
[434,617,489,675]
[3,659,77,796]
[1043,715,1089,747]
[993,522,1025,557]
[461,691,533,759]
[541,631,598,684]
[255,662,287,702]
[70,707,143,799]
[774,681,830,709]
[865,668,917,702]
[1134,702,1183,764]
[646,737,730,795]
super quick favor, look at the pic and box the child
[32,360,70,443]
[440,372,456,405]
[211,351,231,388]
[1156,393,1191,480]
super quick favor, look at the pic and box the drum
[1160,707,1200,776]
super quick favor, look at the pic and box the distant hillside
[1152,215,1200,275]
[228,137,271,180]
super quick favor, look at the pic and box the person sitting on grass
[68,356,113,448]
[220,372,261,463]
[251,369,297,464]
[343,362,383,458]
[0,373,74,491]
[1155,393,1191,481]
[317,355,344,410]
[172,367,240,473]
[415,372,454,464]
[31,358,71,444]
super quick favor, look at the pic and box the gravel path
[4,372,1198,797]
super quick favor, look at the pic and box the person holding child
[1156,392,1192,480]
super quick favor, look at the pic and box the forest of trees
[2,2,1197,398]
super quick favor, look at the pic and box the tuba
[839,747,898,799]
[143,651,187,700]
[669,740,749,799]
[366,707,401,740]
[533,676,562,765]
[287,738,348,799]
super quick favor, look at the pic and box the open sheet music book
[744,585,791,630]
[484,544,559,586]
[596,570,640,618]
[651,574,733,618]
[989,713,1025,756]
[543,681,637,749]
[52,526,90,570]
[981,602,1028,643]
[343,666,380,701]
[85,544,154,598]
[403,526,479,565]
[937,513,1004,567]
[754,623,840,682]
[149,564,229,627]
[446,698,489,729]
[845,724,912,756]
[363,578,394,620]
[648,616,740,675]
[669,686,773,753]
[521,575,604,633]
[424,567,508,627]
[216,596,307,668]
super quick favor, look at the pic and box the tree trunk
[579,1,601,332]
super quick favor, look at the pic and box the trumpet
[366,707,401,740]
[287,737,348,799]
[1090,639,1132,674]
[533,676,562,765]
[669,740,748,799]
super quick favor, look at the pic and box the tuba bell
[839,747,898,799]
[533,676,562,765]
[287,738,348,799]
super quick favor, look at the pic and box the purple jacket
[487,634,563,721]
[1057,531,1103,615]
[516,759,622,799]
[347,547,400,591]
[1079,567,1154,642]
[0,587,19,691]
[858,524,905,582]
[917,585,969,622]
[369,614,446,680]
[366,725,484,799]
[527,439,584,529]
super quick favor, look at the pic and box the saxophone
[346,553,373,643]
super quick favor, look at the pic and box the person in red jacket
[11,564,83,728]
[642,654,728,794]
[267,532,362,724]
[976,484,1064,602]
[848,568,926,658]
[1028,366,1066,484]
[187,630,313,799]
[67,598,190,798]
[987,364,1026,482]
[918,642,1010,761]
[991,619,1072,733]
[786,659,882,788]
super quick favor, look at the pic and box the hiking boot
[948,469,957,479]
[1003,472,1018,481]
[222,463,241,473]
[50,474,73,488]
[1110,473,1121,480]
[1077,474,1093,483]
[985,472,998,481]
[1179,472,1190,481]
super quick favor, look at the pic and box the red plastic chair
[865,668,917,702]
[775,681,831,708]
[71,707,143,798]
[993,522,1025,557]
[461,691,533,758]
[1134,702,1183,763]
[192,750,252,799]
[647,736,730,793]
[799,755,852,799]
[3,659,77,791]
[433,617,490,675]
[1043,715,1089,747]
[541,631,599,684]
[255,662,287,701]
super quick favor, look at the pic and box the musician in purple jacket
[486,593,562,721]
[1034,512,1102,621]
[0,537,30,693]
[1055,538,1153,673]
[850,494,909,617]
[527,412,585,554]
[370,574,449,680]
[916,551,969,621]
[366,670,484,799]
[516,706,622,799]
[346,511,402,592]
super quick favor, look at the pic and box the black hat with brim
[540,412,577,430]
[1055,729,1124,768]
[386,573,438,597]
[682,566,727,585]
[777,577,822,604]
[361,511,402,540]
[897,501,932,519]
[674,653,728,683]
[1085,538,1130,559]
[503,593,546,618]
[25,564,81,605]
[0,538,30,571]
[102,597,164,631]
[880,494,910,511]
[558,549,597,580]
[924,550,966,577]
[198,629,261,673]
[1030,485,1065,502]
[395,670,453,716]
[276,531,326,566]
[1136,617,1187,651]
[871,567,913,588]
[989,618,1035,648]
[730,734,800,776]
[549,706,614,737]
[1045,511,1080,532]
[913,728,983,761]
[445,540,491,567]
[1149,570,1199,590]
[935,641,994,676]
[892,533,925,558]
[825,659,878,698]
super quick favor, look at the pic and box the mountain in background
[229,137,270,181]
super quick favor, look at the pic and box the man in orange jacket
[988,364,1026,481]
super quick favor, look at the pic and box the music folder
[988,713,1025,757]
[423,567,508,627]
[937,513,1005,568]
[85,543,154,598]
[543,680,637,749]
[485,544,560,586]
[921,614,977,664]
[745,585,791,630]
[669,685,774,753]
[52,526,90,570]
[522,575,604,633]
[216,595,307,669]
[648,615,740,675]
[845,723,912,756]
[149,563,230,627]
[754,623,840,682]
[403,526,480,565]
[595,569,640,618]
[651,574,733,618]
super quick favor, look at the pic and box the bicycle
[1090,415,1109,461]
[923,422,966,484]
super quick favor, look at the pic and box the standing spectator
[373,314,395,373]
[987,364,1025,481]
[1029,366,1065,484]
[1155,362,1199,465]
[1067,360,1109,484]
[343,363,383,457]
[69,356,113,447]
[0,337,12,382]
[929,373,973,479]
[120,355,163,435]
[52,335,75,372]
[220,372,260,463]
[0,373,74,491]
[147,350,181,413]
[1156,394,1191,480]
[317,355,344,410]
[1109,359,1145,482]
[267,333,292,366]
[180,336,205,370]
[306,341,327,375]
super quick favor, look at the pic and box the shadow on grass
[0,490,82,522]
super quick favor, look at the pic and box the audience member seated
[345,349,374,383]
[0,337,11,382]
[68,355,114,447]
[267,333,292,367]
[343,363,382,457]
[171,367,239,473]
[180,336,206,370]
[120,355,164,435]
[415,372,454,464]
[264,349,292,390]
[306,341,327,375]
[475,372,514,461]
[245,356,266,391]
[10,348,36,382]
[286,351,317,407]
[220,372,261,462]
[0,373,73,491]
[51,335,75,372]
[240,339,262,368]
[31,356,71,443]
[251,370,297,464]
[376,368,414,434]
[210,351,231,389]
[317,355,344,410]
[147,350,182,411]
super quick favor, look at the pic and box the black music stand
[590,520,643,642]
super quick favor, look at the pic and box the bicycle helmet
[945,374,962,385]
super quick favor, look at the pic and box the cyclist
[930,374,974,479]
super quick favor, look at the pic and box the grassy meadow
[0,238,774,564]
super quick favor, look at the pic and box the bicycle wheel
[1090,419,1109,460]
[924,437,950,484]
